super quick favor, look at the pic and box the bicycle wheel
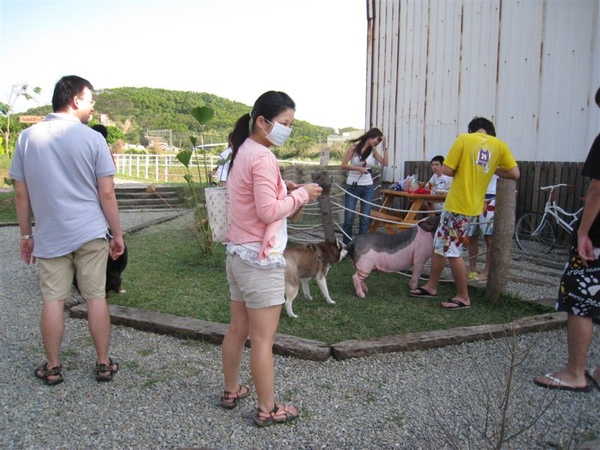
[515,213,556,254]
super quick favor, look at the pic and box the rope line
[284,185,461,282]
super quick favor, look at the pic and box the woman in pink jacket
[219,91,322,427]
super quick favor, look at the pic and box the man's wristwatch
[20,234,34,240]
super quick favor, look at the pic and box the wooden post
[486,178,517,303]
[311,171,337,243]
[320,148,330,166]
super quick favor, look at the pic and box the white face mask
[265,119,292,146]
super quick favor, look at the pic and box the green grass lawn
[0,151,553,343]
[0,191,16,223]
[110,215,552,344]
[0,154,10,181]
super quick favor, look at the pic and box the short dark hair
[52,75,93,112]
[91,124,108,139]
[467,117,496,137]
[431,155,444,164]
[596,87,600,107]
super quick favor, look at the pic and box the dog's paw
[325,298,336,305]
[285,306,299,319]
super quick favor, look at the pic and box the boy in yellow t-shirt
[409,117,519,310]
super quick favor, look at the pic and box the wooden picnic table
[368,189,447,233]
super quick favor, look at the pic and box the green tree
[0,83,41,156]
[20,86,340,149]
[106,125,126,144]
[177,105,216,257]
[88,120,126,145]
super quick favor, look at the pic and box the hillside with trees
[22,87,351,158]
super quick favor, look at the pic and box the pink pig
[343,215,440,297]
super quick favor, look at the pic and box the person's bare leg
[441,256,470,307]
[468,235,479,274]
[222,300,250,393]
[412,253,446,296]
[86,298,113,370]
[247,305,286,413]
[40,301,65,381]
[535,315,592,388]
[478,235,492,279]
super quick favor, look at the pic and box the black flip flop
[442,299,471,310]
[585,369,600,392]
[534,373,591,392]
[409,287,437,298]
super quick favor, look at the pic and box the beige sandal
[253,403,299,427]
[219,384,250,409]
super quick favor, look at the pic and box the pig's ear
[417,221,432,232]
[418,216,440,232]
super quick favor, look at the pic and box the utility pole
[311,171,336,244]
[486,178,518,303]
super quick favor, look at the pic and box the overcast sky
[0,0,367,129]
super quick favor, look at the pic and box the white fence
[114,154,221,182]
[113,153,321,183]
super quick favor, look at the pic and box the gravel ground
[1,210,599,449]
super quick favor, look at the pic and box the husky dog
[283,240,344,318]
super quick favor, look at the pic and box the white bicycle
[515,184,583,254]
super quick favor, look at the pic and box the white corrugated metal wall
[366,0,600,182]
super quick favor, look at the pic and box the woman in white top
[340,128,388,244]
[216,146,232,186]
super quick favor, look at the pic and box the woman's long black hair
[348,127,383,161]
[228,91,295,171]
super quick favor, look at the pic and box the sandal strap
[42,364,63,377]
[257,403,297,420]
[222,391,236,400]
[95,357,118,375]
[222,384,249,399]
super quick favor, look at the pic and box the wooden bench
[369,210,415,233]
[368,190,446,234]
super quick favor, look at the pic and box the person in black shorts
[534,87,600,392]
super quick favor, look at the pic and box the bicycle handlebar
[540,183,572,191]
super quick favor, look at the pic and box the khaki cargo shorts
[37,238,109,302]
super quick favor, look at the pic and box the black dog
[105,244,128,294]
[73,244,128,296]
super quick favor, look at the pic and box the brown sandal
[95,357,119,382]
[219,384,250,409]
[34,362,64,386]
[253,403,299,427]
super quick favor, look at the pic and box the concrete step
[116,191,180,200]
[115,185,185,210]
[117,198,184,209]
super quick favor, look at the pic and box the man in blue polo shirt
[10,75,124,386]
